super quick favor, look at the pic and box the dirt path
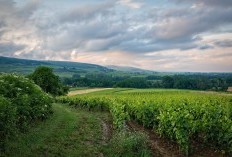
[127,121,228,157]
[100,119,113,145]
[127,121,180,157]
[68,88,112,96]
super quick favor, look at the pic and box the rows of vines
[57,91,232,155]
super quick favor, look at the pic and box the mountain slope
[0,56,113,77]
[0,56,159,78]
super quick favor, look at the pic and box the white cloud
[118,0,143,9]
[0,0,232,72]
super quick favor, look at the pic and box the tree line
[63,73,232,91]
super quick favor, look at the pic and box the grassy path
[68,88,112,96]
[4,103,111,157]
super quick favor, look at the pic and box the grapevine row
[57,92,232,154]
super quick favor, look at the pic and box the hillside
[0,56,114,77]
[106,65,156,74]
[1,56,232,81]
[0,56,163,78]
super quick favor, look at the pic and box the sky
[0,0,232,72]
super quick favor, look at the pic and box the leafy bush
[0,74,53,150]
[0,96,16,149]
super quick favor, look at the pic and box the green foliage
[110,102,130,129]
[63,73,232,91]
[162,76,174,88]
[2,103,150,157]
[0,96,16,149]
[108,131,151,157]
[57,90,232,155]
[115,77,148,88]
[0,74,53,150]
[29,66,69,96]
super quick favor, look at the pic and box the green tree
[162,76,174,88]
[29,66,69,96]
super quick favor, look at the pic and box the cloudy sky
[0,0,232,72]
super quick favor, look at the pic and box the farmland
[58,88,232,156]
[0,76,151,157]
[1,72,232,156]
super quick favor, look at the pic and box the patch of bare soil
[127,121,180,157]
[127,121,229,157]
[100,118,113,145]
[68,88,112,96]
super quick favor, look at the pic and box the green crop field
[0,75,151,157]
[1,73,232,156]
[58,88,232,156]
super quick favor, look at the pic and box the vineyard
[58,89,232,155]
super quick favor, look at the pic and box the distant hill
[0,56,51,66]
[0,56,114,77]
[1,56,231,79]
[0,56,161,77]
[106,65,155,74]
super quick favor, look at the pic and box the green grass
[3,104,107,157]
[2,103,151,157]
